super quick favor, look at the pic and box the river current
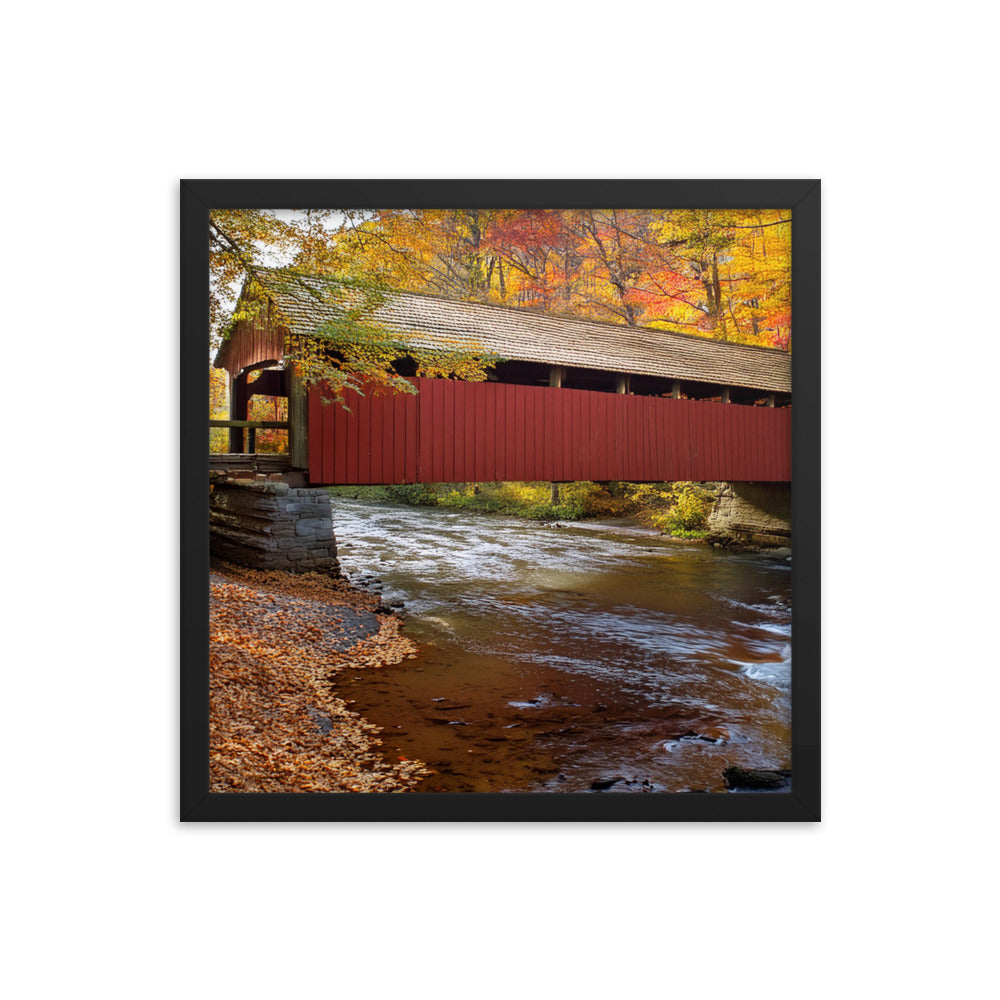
[332,499,791,793]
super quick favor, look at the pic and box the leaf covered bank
[209,563,430,793]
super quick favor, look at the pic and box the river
[332,499,791,793]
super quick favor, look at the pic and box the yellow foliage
[333,208,792,349]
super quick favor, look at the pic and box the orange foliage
[336,208,792,348]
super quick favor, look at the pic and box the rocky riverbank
[209,561,431,793]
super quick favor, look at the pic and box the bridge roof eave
[232,269,792,396]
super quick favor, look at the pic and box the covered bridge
[212,270,791,484]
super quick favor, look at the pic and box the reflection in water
[333,500,791,793]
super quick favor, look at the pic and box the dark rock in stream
[722,766,792,790]
[674,729,729,745]
[590,777,624,791]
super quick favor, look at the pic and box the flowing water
[332,499,791,793]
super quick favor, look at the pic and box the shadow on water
[333,500,791,793]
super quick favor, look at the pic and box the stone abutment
[209,479,339,574]
[707,482,792,548]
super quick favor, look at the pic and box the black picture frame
[181,179,820,822]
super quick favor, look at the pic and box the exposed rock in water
[722,766,792,790]
[590,777,624,791]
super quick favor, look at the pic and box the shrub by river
[328,480,717,536]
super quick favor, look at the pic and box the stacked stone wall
[209,480,339,574]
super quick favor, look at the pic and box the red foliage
[486,209,563,251]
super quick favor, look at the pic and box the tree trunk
[712,255,727,339]
[703,278,717,331]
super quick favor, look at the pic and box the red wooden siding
[215,302,286,377]
[307,378,791,485]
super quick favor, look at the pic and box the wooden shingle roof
[236,270,791,394]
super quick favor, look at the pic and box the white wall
[5,3,994,998]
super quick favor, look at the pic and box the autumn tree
[648,209,791,344]
[330,208,791,348]
[210,209,499,407]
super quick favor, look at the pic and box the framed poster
[181,179,820,821]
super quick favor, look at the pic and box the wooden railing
[209,419,289,454]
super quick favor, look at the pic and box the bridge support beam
[229,372,249,453]
[549,367,565,502]
[707,482,791,548]
[288,366,308,470]
[209,479,339,574]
